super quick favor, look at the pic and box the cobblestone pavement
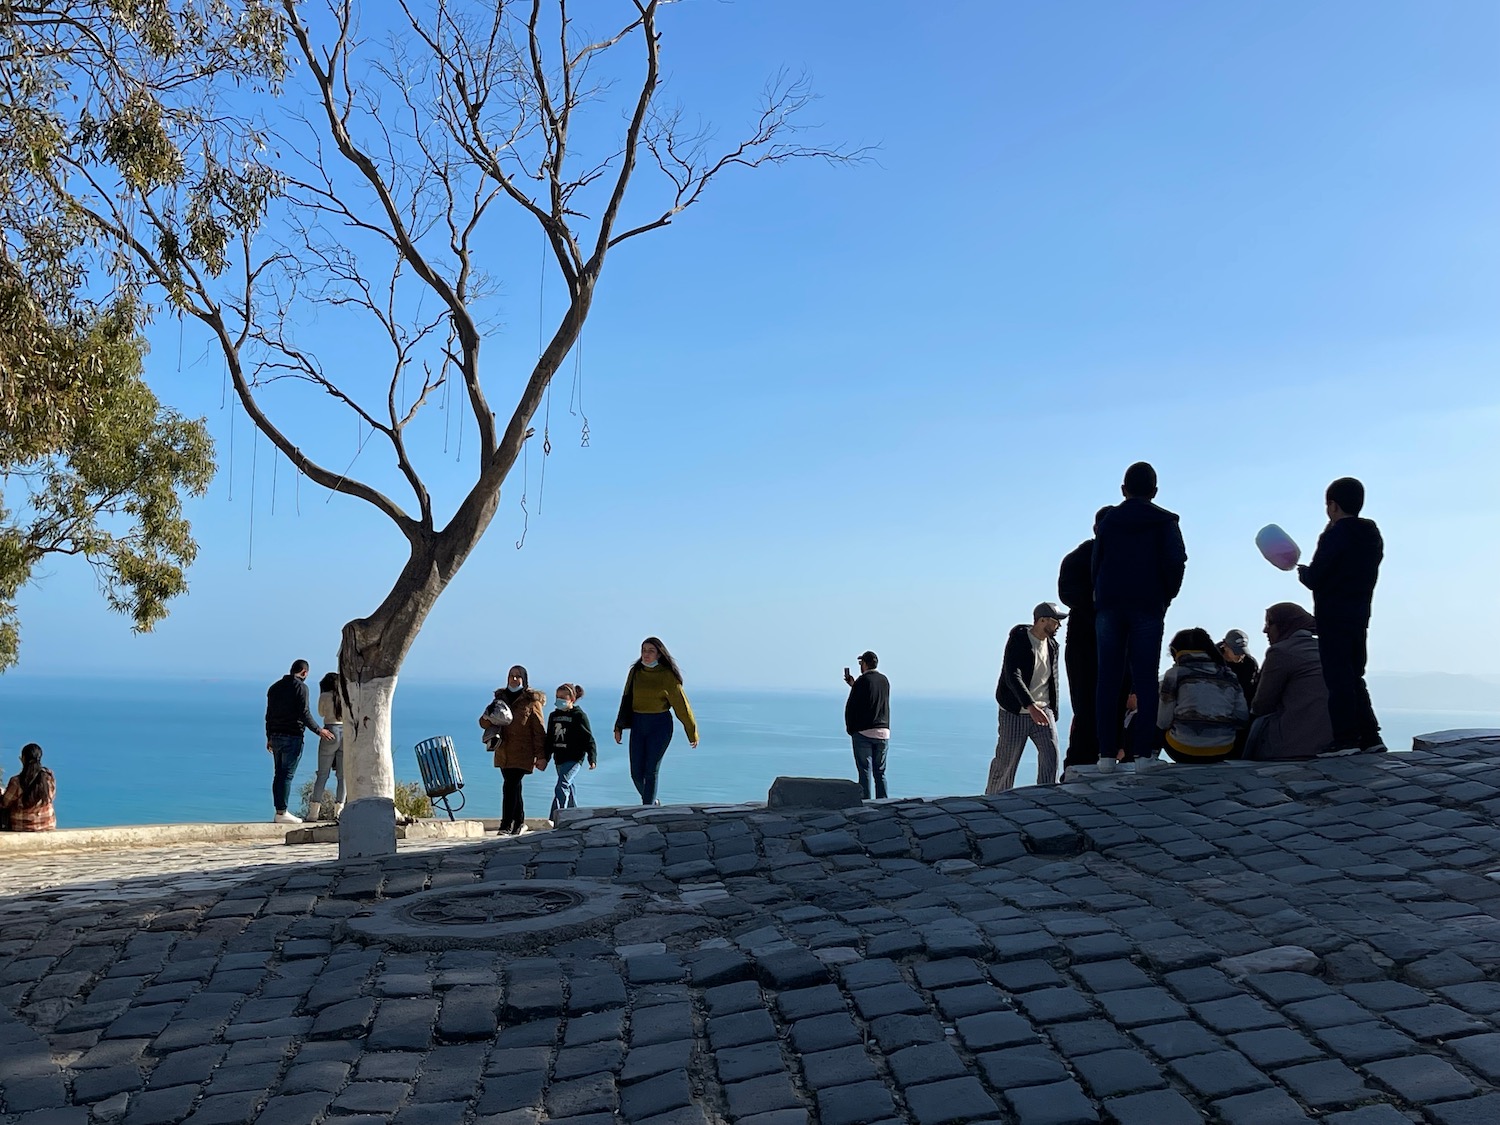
[3,741,1500,1125]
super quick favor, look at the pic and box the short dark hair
[1123,461,1158,499]
[290,658,310,675]
[1326,476,1365,516]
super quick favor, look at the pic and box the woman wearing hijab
[1244,603,1334,760]
[613,637,699,805]
[1,743,57,831]
[481,665,547,834]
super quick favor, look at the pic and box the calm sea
[0,676,1495,829]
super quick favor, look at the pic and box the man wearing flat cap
[1219,628,1260,709]
[843,651,891,799]
[986,602,1066,794]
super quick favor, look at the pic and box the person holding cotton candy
[1296,477,1386,754]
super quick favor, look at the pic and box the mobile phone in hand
[843,666,851,678]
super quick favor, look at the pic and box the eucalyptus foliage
[0,0,285,668]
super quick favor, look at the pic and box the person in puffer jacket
[1157,628,1249,764]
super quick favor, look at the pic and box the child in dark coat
[542,683,597,819]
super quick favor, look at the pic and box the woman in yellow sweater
[613,637,699,804]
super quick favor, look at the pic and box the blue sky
[11,0,1500,696]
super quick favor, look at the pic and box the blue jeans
[1095,608,1165,761]
[851,735,889,799]
[269,733,304,813]
[628,711,673,804]
[552,758,585,817]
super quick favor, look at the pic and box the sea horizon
[2,673,1497,830]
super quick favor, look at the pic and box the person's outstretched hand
[613,728,623,745]
[690,739,700,749]
[1027,703,1049,727]
[588,761,597,771]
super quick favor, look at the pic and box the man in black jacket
[986,602,1065,794]
[266,658,334,824]
[1093,462,1187,763]
[1298,476,1385,753]
[843,651,891,799]
[1058,506,1113,766]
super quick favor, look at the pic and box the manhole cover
[346,879,640,950]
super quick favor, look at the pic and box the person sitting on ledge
[1244,603,1334,761]
[1157,628,1249,764]
[1,743,57,832]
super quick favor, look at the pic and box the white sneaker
[273,811,302,825]
[331,803,343,818]
[516,824,532,836]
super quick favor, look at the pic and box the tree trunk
[335,539,469,858]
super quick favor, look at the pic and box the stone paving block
[436,986,500,1041]
[1212,1088,1316,1125]
[1070,1048,1166,1098]
[1128,1020,1221,1062]
[1003,1078,1099,1125]
[686,948,753,988]
[122,1084,201,1125]
[1014,986,1095,1024]
[913,958,984,990]
[620,1069,693,1120]
[1323,1108,1423,1125]
[788,1014,860,1054]
[1363,1053,1477,1102]
[1274,1059,1376,1108]
[887,1042,968,1086]
[754,949,829,990]
[723,1072,802,1118]
[1383,1003,1487,1040]
[1195,994,1286,1034]
[1283,995,1371,1030]
[366,997,437,1051]
[851,983,927,1020]
[358,1052,424,1081]
[553,1042,625,1080]
[1447,1031,1500,1080]
[868,1013,946,1053]
[475,1071,546,1115]
[71,1065,146,1103]
[707,1008,777,1050]
[638,1108,713,1125]
[180,1089,264,1125]
[620,1040,693,1084]
[904,1076,1001,1125]
[1074,961,1152,994]
[977,1044,1069,1088]
[800,1044,878,1090]
[1438,981,1500,1014]
[330,1080,411,1115]
[955,1009,1039,1050]
[704,980,763,1016]
[1167,1050,1271,1098]
[1341,980,1429,1011]
[1227,1026,1323,1067]
[204,1061,280,1095]
[1402,952,1484,988]
[543,1072,617,1118]
[280,1058,352,1094]
[815,1081,896,1125]
[568,972,627,1014]
[1311,1020,1415,1063]
[393,1101,468,1125]
[630,1002,692,1047]
[1426,1094,1500,1125]
[931,983,1005,1020]
[1093,987,1186,1027]
[839,959,904,989]
[564,1008,625,1047]
[1100,1088,1202,1125]
[990,959,1064,992]
[776,984,845,1021]
[1048,1019,1130,1056]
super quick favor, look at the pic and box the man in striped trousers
[986,602,1066,794]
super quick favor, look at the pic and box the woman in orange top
[2,743,57,832]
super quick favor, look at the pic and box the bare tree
[59,0,856,854]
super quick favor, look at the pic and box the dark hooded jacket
[1298,517,1383,620]
[1057,539,1095,623]
[1091,498,1187,614]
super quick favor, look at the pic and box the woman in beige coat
[1245,604,1334,761]
[482,665,547,835]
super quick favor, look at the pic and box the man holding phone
[843,651,891,799]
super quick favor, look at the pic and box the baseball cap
[1221,629,1251,656]
[1033,601,1069,621]
[858,650,878,666]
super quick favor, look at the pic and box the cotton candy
[1256,524,1301,571]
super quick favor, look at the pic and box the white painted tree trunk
[339,673,399,859]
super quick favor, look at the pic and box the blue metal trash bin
[414,735,466,820]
